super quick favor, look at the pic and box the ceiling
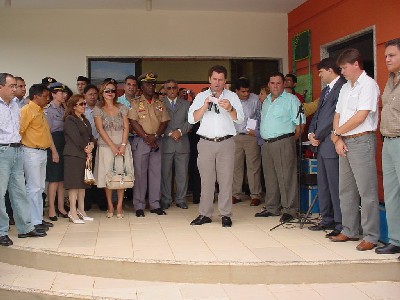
[2,0,306,13]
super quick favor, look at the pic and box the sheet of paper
[246,118,257,131]
[209,96,220,104]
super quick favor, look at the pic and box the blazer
[63,115,94,159]
[162,97,192,154]
[308,77,346,158]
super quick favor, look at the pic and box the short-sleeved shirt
[380,72,400,137]
[85,106,99,140]
[128,95,170,135]
[188,88,244,138]
[20,101,52,149]
[45,101,65,133]
[0,97,21,143]
[260,91,304,139]
[93,104,128,146]
[117,94,132,109]
[335,71,380,136]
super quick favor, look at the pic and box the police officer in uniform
[128,72,170,217]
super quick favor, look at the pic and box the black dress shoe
[49,215,58,222]
[0,235,13,246]
[255,209,275,217]
[325,229,341,238]
[375,243,400,254]
[280,213,294,223]
[150,208,167,215]
[176,202,188,209]
[42,220,54,227]
[135,209,145,217]
[35,224,49,232]
[190,215,212,225]
[18,229,47,238]
[221,216,232,227]
[308,224,334,231]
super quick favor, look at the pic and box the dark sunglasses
[157,92,166,96]
[104,89,116,94]
[166,86,178,90]
[76,101,87,107]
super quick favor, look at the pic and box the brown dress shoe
[330,233,359,242]
[232,196,241,204]
[250,198,261,206]
[356,240,377,251]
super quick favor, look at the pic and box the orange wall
[288,0,400,201]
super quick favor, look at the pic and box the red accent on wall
[288,0,400,201]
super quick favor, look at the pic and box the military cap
[48,82,67,92]
[41,77,57,85]
[138,72,157,82]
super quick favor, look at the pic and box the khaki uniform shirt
[380,72,400,137]
[20,101,52,148]
[128,95,170,134]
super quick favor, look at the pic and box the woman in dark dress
[63,95,95,224]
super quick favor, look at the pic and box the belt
[383,135,400,140]
[342,131,374,139]
[239,133,247,135]
[199,135,233,142]
[264,132,294,143]
[0,143,21,148]
[22,145,48,151]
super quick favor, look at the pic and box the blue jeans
[0,145,34,236]
[382,138,400,247]
[23,147,47,226]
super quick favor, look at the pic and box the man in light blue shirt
[256,72,304,223]
[118,75,138,109]
[188,65,244,227]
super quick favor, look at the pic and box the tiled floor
[1,199,399,299]
[6,200,399,263]
[1,262,399,299]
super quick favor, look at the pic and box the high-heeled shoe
[56,209,69,218]
[68,213,85,224]
[77,210,94,221]
[49,215,58,222]
[106,211,113,218]
[116,211,124,219]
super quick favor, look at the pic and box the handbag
[84,158,96,185]
[105,155,134,189]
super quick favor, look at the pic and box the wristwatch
[331,129,341,136]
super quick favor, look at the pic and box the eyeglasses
[166,86,178,90]
[76,101,87,107]
[104,89,116,94]
[157,92,166,96]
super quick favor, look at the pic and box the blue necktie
[171,100,175,110]
[322,86,330,104]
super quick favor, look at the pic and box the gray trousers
[339,133,379,244]
[261,136,298,216]
[197,138,235,217]
[131,138,162,211]
[232,134,262,199]
[161,152,189,205]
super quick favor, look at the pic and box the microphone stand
[270,103,317,231]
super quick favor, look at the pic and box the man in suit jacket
[161,79,192,209]
[308,57,346,237]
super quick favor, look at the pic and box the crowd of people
[0,39,399,261]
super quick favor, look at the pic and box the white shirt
[188,88,244,138]
[336,71,380,136]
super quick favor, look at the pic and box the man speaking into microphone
[188,65,244,227]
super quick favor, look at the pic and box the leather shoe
[280,213,294,223]
[250,198,261,206]
[42,220,54,227]
[18,229,46,238]
[254,209,275,217]
[176,202,188,209]
[221,216,232,227]
[190,215,212,225]
[330,233,359,242]
[356,240,377,251]
[308,224,334,231]
[34,224,49,232]
[135,209,145,217]
[325,229,341,238]
[232,196,241,204]
[375,243,400,254]
[0,235,13,246]
[150,208,167,215]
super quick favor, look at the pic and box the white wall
[0,9,288,91]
